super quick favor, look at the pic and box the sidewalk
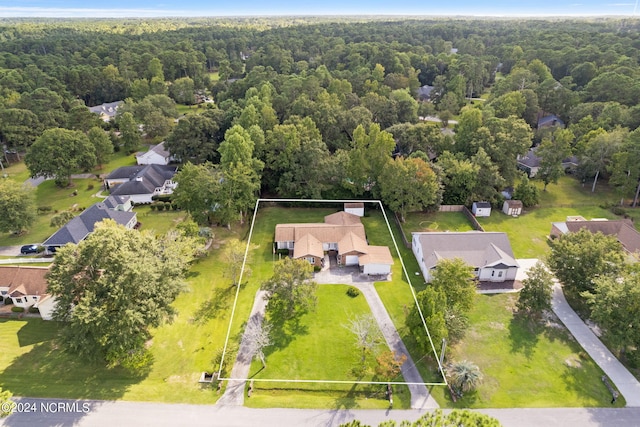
[551,283,640,407]
[354,283,439,409]
[217,290,268,406]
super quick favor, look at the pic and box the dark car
[20,244,39,254]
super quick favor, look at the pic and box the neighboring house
[502,200,523,216]
[43,196,137,251]
[412,231,519,283]
[550,218,640,255]
[472,202,492,217]
[417,85,435,101]
[517,147,579,177]
[537,114,565,129]
[88,101,123,122]
[275,211,394,275]
[344,202,365,217]
[104,164,177,204]
[135,142,174,166]
[0,266,52,313]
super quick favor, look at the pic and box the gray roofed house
[43,199,137,249]
[517,147,578,177]
[104,164,177,204]
[88,101,123,122]
[417,85,435,101]
[412,231,519,283]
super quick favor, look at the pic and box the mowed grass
[242,205,412,409]
[246,285,409,409]
[402,211,474,234]
[134,205,187,236]
[0,178,105,246]
[448,293,623,408]
[0,225,249,403]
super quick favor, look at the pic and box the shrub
[313,265,321,272]
[4,297,13,305]
[150,204,157,211]
[11,306,24,313]
[276,249,289,256]
[28,306,40,314]
[37,206,53,214]
[347,286,360,298]
[152,194,173,203]
[87,184,95,191]
[172,204,178,210]
[611,206,627,216]
[157,204,165,211]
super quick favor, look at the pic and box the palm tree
[448,360,483,394]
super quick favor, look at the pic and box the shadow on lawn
[193,285,236,323]
[508,315,541,360]
[0,322,146,405]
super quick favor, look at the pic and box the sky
[0,0,639,18]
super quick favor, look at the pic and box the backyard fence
[438,205,465,212]
[392,211,412,249]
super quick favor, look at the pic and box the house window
[498,271,503,278]
[307,257,315,264]
[15,298,22,303]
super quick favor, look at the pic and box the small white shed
[502,200,523,216]
[472,202,492,217]
[344,202,365,217]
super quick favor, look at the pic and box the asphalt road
[2,398,640,427]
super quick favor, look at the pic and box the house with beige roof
[550,218,640,255]
[412,231,519,283]
[0,266,56,320]
[275,211,393,275]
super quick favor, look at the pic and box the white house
[275,211,393,275]
[105,164,178,204]
[0,266,51,311]
[502,200,523,216]
[344,202,365,217]
[136,142,174,166]
[472,202,492,217]
[88,101,122,122]
[412,231,519,283]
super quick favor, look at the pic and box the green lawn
[134,205,187,236]
[0,178,105,246]
[402,211,474,235]
[241,205,412,409]
[246,285,409,409]
[447,293,623,408]
[0,224,248,403]
[176,104,209,115]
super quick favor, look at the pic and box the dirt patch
[488,322,505,330]
[564,354,582,368]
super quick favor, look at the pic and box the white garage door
[345,255,360,265]
[363,264,391,275]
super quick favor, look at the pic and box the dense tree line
[5,17,640,218]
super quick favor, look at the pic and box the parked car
[20,244,39,254]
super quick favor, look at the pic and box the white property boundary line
[216,198,447,387]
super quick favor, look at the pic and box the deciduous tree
[87,126,114,167]
[172,162,220,225]
[516,262,554,319]
[548,228,625,296]
[47,220,198,371]
[25,128,96,187]
[378,156,441,222]
[262,257,318,321]
[0,179,36,234]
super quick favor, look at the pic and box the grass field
[447,293,623,408]
[238,204,412,409]
[0,225,248,403]
[401,211,474,235]
[246,285,410,409]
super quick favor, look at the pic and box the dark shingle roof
[474,202,492,209]
[43,203,136,247]
[108,165,176,196]
[102,195,130,210]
